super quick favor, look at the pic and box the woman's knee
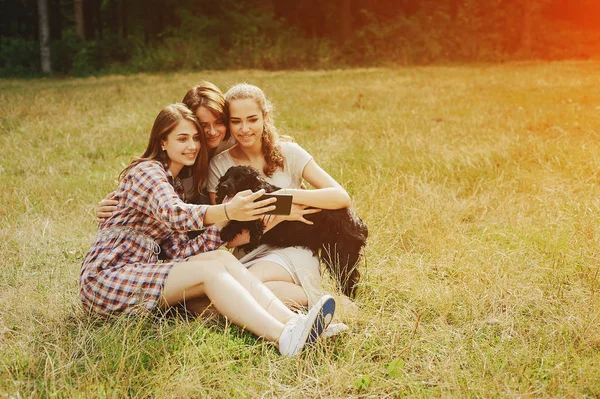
[211,250,238,264]
[172,259,226,281]
[177,253,242,286]
[163,260,228,306]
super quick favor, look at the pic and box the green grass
[2,62,600,397]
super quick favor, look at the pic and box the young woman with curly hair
[207,83,354,313]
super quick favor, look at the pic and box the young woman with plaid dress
[80,103,336,356]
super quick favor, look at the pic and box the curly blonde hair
[224,83,285,177]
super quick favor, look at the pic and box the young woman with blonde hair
[207,83,358,312]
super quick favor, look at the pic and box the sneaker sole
[323,323,349,338]
[307,296,336,344]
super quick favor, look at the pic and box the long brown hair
[182,81,229,141]
[224,83,285,177]
[119,103,208,198]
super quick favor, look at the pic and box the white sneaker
[323,322,349,338]
[278,295,335,357]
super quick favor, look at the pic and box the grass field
[2,62,600,398]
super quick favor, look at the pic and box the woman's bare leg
[248,261,309,308]
[264,282,308,308]
[187,252,300,324]
[162,251,285,341]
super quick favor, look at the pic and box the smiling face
[196,105,227,150]
[228,98,264,149]
[161,119,201,177]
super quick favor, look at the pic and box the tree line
[1,0,599,76]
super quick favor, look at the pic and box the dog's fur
[216,165,368,298]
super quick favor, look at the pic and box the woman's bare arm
[280,160,350,209]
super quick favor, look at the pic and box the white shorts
[243,253,299,284]
[234,245,323,308]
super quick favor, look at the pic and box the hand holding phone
[254,193,293,215]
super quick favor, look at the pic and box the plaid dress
[80,160,224,315]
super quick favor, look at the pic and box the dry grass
[2,62,600,397]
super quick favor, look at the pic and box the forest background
[2,0,600,77]
[4,0,600,397]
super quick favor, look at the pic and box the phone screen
[255,193,293,215]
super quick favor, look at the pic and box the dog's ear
[231,167,249,188]
[238,171,251,192]
[233,167,259,193]
[216,169,237,204]
[250,167,273,192]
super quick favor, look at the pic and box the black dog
[216,165,368,298]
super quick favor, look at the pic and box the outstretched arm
[281,159,350,209]
[123,162,276,231]
[162,227,225,258]
[222,202,322,248]
[204,189,275,225]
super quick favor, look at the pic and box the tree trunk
[74,0,85,39]
[37,0,52,73]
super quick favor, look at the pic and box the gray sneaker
[278,295,336,356]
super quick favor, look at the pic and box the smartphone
[255,193,293,215]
